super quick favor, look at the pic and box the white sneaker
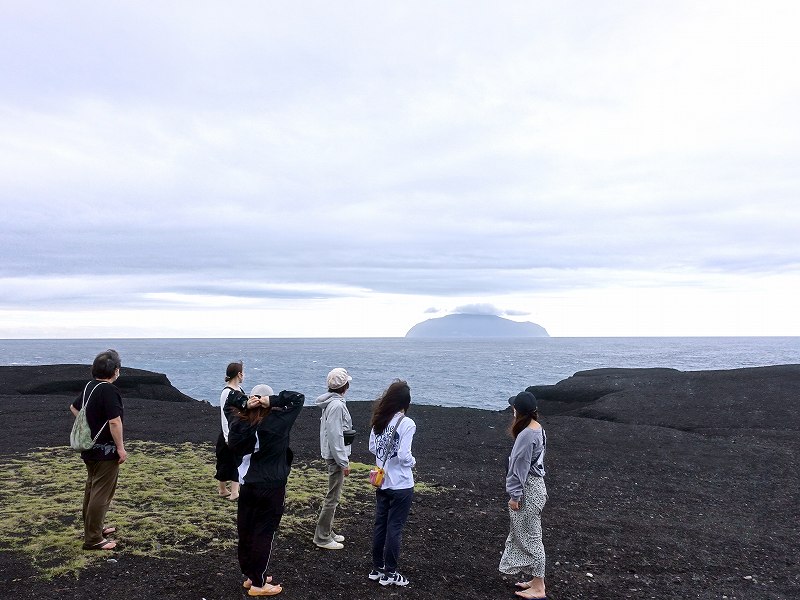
[380,572,409,587]
[332,533,345,543]
[315,540,344,550]
[368,569,384,581]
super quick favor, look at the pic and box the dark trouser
[313,459,345,544]
[237,484,286,588]
[214,431,239,482]
[82,459,120,548]
[371,486,414,572]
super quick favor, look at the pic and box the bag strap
[81,381,110,442]
[378,414,405,469]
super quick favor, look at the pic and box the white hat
[326,368,352,390]
[250,384,274,397]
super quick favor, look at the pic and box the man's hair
[92,349,121,379]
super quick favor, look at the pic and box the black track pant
[237,484,286,587]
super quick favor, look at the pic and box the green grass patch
[0,443,444,579]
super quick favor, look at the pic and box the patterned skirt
[498,475,547,578]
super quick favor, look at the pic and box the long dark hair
[510,409,539,438]
[371,380,411,435]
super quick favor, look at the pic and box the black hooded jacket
[226,390,305,488]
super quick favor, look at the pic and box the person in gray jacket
[500,391,548,599]
[313,367,354,550]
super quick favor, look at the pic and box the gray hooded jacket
[316,392,353,468]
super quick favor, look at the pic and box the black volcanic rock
[527,365,800,432]
[4,364,193,402]
[405,313,549,338]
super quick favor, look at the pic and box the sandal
[243,577,272,589]
[83,539,117,551]
[248,583,282,596]
[102,527,116,536]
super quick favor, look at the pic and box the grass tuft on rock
[0,442,443,579]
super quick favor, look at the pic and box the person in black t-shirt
[70,349,127,551]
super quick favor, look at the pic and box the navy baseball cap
[509,391,538,415]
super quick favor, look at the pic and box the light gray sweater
[316,392,353,468]
[505,426,546,502]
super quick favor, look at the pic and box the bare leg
[229,481,240,500]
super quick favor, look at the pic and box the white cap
[326,368,352,390]
[250,384,274,397]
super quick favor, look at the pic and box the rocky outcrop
[527,365,800,432]
[1,365,194,402]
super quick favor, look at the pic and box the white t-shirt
[369,412,416,490]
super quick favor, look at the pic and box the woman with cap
[313,367,354,550]
[227,383,305,596]
[499,391,548,599]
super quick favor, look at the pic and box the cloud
[1,2,799,336]
[452,304,503,316]
[450,304,532,317]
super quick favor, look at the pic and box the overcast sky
[1,1,798,338]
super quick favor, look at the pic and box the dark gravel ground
[1,364,798,600]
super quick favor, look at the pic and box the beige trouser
[313,459,345,544]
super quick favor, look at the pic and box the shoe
[315,540,344,550]
[379,572,409,587]
[332,533,345,543]
[368,569,384,581]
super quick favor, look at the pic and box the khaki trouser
[313,459,345,545]
[82,459,120,548]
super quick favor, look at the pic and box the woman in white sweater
[367,380,417,588]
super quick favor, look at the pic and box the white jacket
[369,412,416,490]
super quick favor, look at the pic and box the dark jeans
[237,484,286,587]
[371,486,414,572]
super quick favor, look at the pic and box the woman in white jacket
[367,380,416,587]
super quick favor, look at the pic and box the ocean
[1,337,798,411]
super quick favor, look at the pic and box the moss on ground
[0,442,443,578]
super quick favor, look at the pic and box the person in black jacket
[226,386,305,597]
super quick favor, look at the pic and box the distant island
[405,313,550,338]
